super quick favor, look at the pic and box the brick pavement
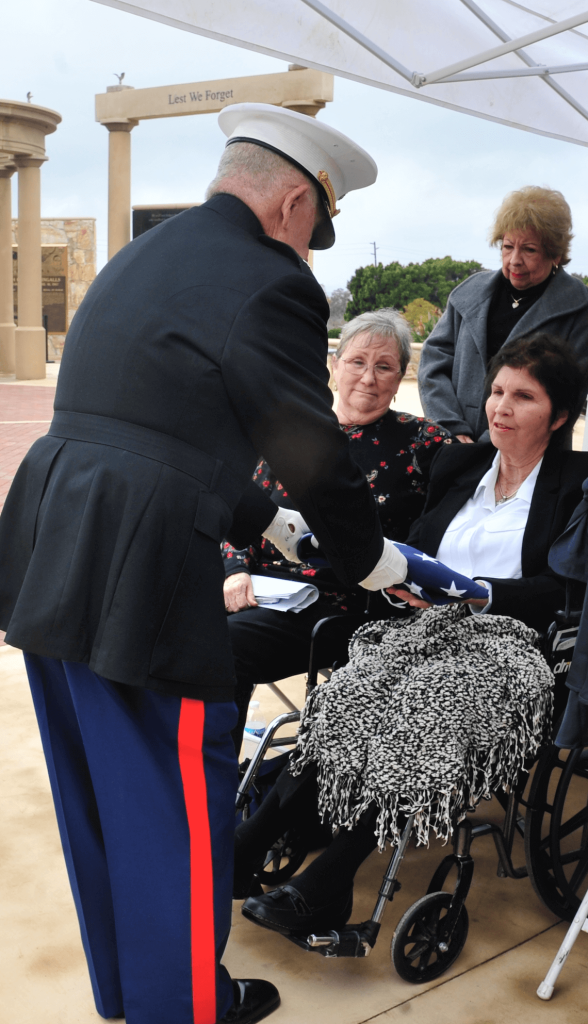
[0,385,56,645]
[0,385,55,512]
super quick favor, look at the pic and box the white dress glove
[359,538,408,591]
[262,507,310,563]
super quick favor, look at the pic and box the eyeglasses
[340,357,402,379]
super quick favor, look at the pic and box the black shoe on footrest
[218,979,280,1024]
[241,884,353,937]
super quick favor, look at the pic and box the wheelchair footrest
[286,921,380,958]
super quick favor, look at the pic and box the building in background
[12,218,96,360]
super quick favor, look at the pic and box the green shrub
[404,298,442,344]
[345,256,483,319]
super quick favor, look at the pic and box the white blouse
[436,451,542,582]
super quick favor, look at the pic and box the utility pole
[372,241,378,267]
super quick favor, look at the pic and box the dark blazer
[0,195,383,701]
[408,442,588,632]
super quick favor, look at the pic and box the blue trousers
[24,655,238,1024]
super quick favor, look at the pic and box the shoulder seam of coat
[219,271,328,364]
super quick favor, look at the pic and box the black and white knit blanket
[290,604,554,848]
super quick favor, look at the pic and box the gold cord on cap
[318,170,340,218]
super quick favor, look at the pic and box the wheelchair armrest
[558,579,585,625]
[307,613,371,692]
[553,610,582,628]
[543,615,582,733]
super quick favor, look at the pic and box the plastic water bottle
[243,700,267,762]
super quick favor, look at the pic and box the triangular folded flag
[390,542,489,605]
[296,535,488,605]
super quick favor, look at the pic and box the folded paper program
[251,575,319,613]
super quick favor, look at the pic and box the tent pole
[419,11,588,87]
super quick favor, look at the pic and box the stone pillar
[105,120,138,260]
[14,157,46,380]
[0,163,16,375]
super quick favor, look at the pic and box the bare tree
[327,287,351,327]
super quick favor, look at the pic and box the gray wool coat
[418,268,588,441]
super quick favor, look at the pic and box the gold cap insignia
[317,170,340,218]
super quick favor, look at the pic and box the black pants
[228,592,401,754]
[228,602,331,753]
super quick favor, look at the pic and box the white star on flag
[416,552,438,563]
[407,581,425,597]
[440,581,468,599]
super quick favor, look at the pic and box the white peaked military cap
[218,102,377,249]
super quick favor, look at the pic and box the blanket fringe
[291,610,553,849]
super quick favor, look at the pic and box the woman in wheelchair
[235,331,588,941]
[222,308,453,752]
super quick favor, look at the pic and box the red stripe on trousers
[178,699,217,1024]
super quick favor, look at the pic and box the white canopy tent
[90,0,588,448]
[89,0,588,147]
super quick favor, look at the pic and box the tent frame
[299,0,588,126]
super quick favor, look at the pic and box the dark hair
[484,332,587,447]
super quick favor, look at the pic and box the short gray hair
[206,141,318,208]
[335,308,413,375]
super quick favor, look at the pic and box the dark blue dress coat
[0,195,383,701]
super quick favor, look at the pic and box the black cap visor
[226,136,336,250]
[309,192,336,250]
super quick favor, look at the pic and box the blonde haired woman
[419,186,588,443]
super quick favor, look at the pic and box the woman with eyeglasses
[222,308,453,753]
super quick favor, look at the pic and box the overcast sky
[4,0,588,294]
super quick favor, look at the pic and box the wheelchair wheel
[525,743,588,921]
[256,828,308,886]
[391,892,469,983]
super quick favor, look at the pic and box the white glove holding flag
[359,538,408,591]
[262,507,310,563]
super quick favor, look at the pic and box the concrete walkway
[2,648,588,1023]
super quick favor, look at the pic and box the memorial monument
[132,204,200,239]
[11,218,96,361]
[96,66,333,259]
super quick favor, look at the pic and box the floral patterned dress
[222,410,453,612]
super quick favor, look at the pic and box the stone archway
[95,66,333,259]
[0,100,61,380]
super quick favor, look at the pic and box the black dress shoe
[242,884,353,937]
[218,979,280,1024]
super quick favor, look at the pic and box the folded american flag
[390,542,489,605]
[296,535,488,605]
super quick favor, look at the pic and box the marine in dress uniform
[0,104,406,1024]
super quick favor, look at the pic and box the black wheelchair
[235,596,588,983]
